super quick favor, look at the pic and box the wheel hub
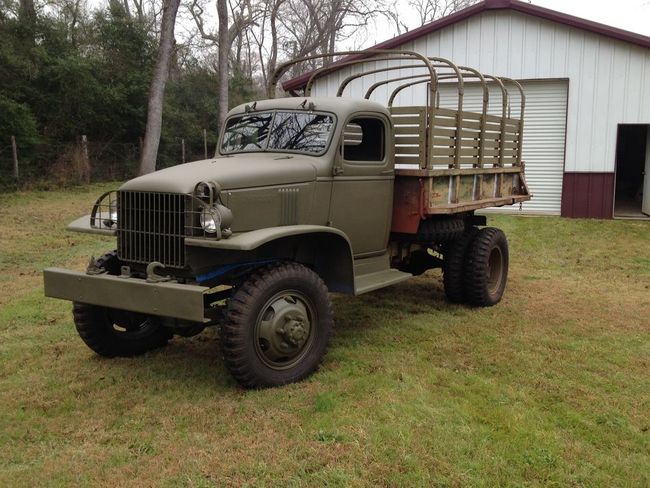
[255,292,314,369]
[487,246,504,294]
[278,318,308,346]
[107,309,158,339]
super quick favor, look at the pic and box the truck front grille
[117,191,186,268]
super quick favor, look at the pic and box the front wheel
[73,303,173,357]
[463,227,509,307]
[221,262,332,388]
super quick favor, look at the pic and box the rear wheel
[463,227,509,307]
[221,262,332,388]
[442,227,478,303]
[417,217,465,243]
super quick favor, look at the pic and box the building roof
[282,0,650,92]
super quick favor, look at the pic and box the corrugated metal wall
[437,80,568,214]
[310,9,650,176]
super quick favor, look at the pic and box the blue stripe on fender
[196,259,277,283]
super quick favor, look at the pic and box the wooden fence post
[10,136,18,180]
[181,138,186,164]
[203,129,207,159]
[81,135,90,183]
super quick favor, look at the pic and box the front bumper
[43,268,210,323]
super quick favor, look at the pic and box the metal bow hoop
[270,49,526,169]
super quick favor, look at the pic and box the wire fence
[0,136,215,193]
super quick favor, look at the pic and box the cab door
[329,114,394,256]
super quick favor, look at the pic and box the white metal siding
[517,81,568,214]
[310,10,650,175]
[436,80,568,214]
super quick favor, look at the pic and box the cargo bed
[272,49,532,232]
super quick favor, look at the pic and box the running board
[353,253,412,295]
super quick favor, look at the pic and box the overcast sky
[354,0,650,48]
[528,0,649,36]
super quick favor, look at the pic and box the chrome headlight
[199,203,233,238]
[200,206,220,234]
[101,198,118,228]
[109,199,118,223]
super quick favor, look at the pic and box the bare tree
[318,0,382,64]
[139,0,181,175]
[381,2,409,35]
[46,0,86,45]
[217,0,229,126]
[244,0,385,94]
[114,0,165,36]
[188,0,387,108]
[190,0,258,127]
[409,0,478,26]
[251,0,287,96]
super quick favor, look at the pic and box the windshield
[221,111,335,155]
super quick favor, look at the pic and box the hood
[120,153,318,194]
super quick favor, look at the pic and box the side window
[343,117,385,162]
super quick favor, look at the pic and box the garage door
[437,80,568,215]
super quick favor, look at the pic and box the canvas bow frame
[270,49,526,170]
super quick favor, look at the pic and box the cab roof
[227,97,390,121]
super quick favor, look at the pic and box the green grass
[1,185,649,487]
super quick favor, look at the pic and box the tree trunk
[19,0,37,44]
[217,0,229,131]
[138,0,180,175]
[265,0,281,97]
[19,0,36,21]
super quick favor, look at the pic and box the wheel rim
[487,246,504,295]
[254,290,316,370]
[106,309,159,340]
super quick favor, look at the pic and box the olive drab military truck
[43,50,531,388]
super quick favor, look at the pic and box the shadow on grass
[84,328,239,393]
[332,272,463,334]
[93,272,462,392]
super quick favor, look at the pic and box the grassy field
[0,184,648,487]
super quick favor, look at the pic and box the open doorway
[614,124,650,219]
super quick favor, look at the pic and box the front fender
[186,225,355,294]
[185,225,351,251]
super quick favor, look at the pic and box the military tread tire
[442,226,479,303]
[93,250,120,275]
[463,227,509,307]
[72,251,172,357]
[418,218,465,243]
[73,303,172,357]
[221,262,332,389]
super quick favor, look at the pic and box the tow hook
[146,262,173,283]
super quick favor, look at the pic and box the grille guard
[89,190,119,232]
[83,188,234,269]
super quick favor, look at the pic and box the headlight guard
[191,181,233,239]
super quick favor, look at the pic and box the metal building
[283,0,650,218]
